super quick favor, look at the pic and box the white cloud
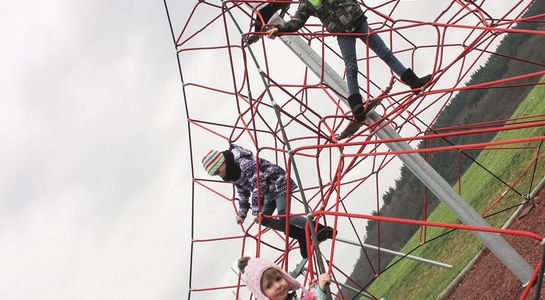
[0,0,192,299]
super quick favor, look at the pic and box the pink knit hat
[241,257,301,299]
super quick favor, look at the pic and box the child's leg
[261,193,306,230]
[261,195,309,258]
[275,193,307,227]
[273,194,336,244]
[360,21,432,92]
[336,35,359,96]
[260,203,279,228]
[337,36,370,121]
[358,20,407,78]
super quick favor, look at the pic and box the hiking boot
[400,68,432,94]
[244,34,261,46]
[297,237,308,259]
[347,93,366,121]
[317,225,336,243]
[287,225,308,259]
[338,121,363,140]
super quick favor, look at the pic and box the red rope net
[164,0,545,298]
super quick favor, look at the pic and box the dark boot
[400,68,431,94]
[347,93,366,121]
[245,34,261,45]
[317,224,336,242]
[287,225,308,259]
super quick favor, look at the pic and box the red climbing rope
[163,0,545,298]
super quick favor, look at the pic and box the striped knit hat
[202,150,225,176]
[241,257,301,300]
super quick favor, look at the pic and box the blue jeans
[337,19,407,96]
[261,193,307,232]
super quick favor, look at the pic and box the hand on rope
[235,215,245,225]
[263,25,280,39]
[315,273,332,292]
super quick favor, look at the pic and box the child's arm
[250,161,271,217]
[267,1,311,37]
[312,273,331,299]
[236,185,251,222]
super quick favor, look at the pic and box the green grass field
[365,78,545,300]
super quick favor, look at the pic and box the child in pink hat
[238,256,331,300]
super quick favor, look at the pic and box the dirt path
[447,189,545,299]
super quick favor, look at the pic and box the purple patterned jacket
[230,144,297,218]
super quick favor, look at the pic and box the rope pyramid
[163,0,545,298]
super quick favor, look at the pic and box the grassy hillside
[345,9,545,295]
[366,78,545,299]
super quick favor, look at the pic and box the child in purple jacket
[203,144,334,258]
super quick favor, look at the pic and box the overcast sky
[0,0,530,299]
[0,1,191,299]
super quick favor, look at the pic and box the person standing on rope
[202,144,335,259]
[238,256,332,300]
[263,0,432,123]
[245,0,291,45]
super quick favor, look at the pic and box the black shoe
[244,34,261,46]
[347,93,366,121]
[297,237,308,259]
[287,224,308,259]
[400,68,432,94]
[317,226,336,243]
[414,74,432,90]
[338,121,364,140]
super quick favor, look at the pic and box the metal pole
[336,237,452,268]
[534,239,545,300]
[270,14,533,284]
